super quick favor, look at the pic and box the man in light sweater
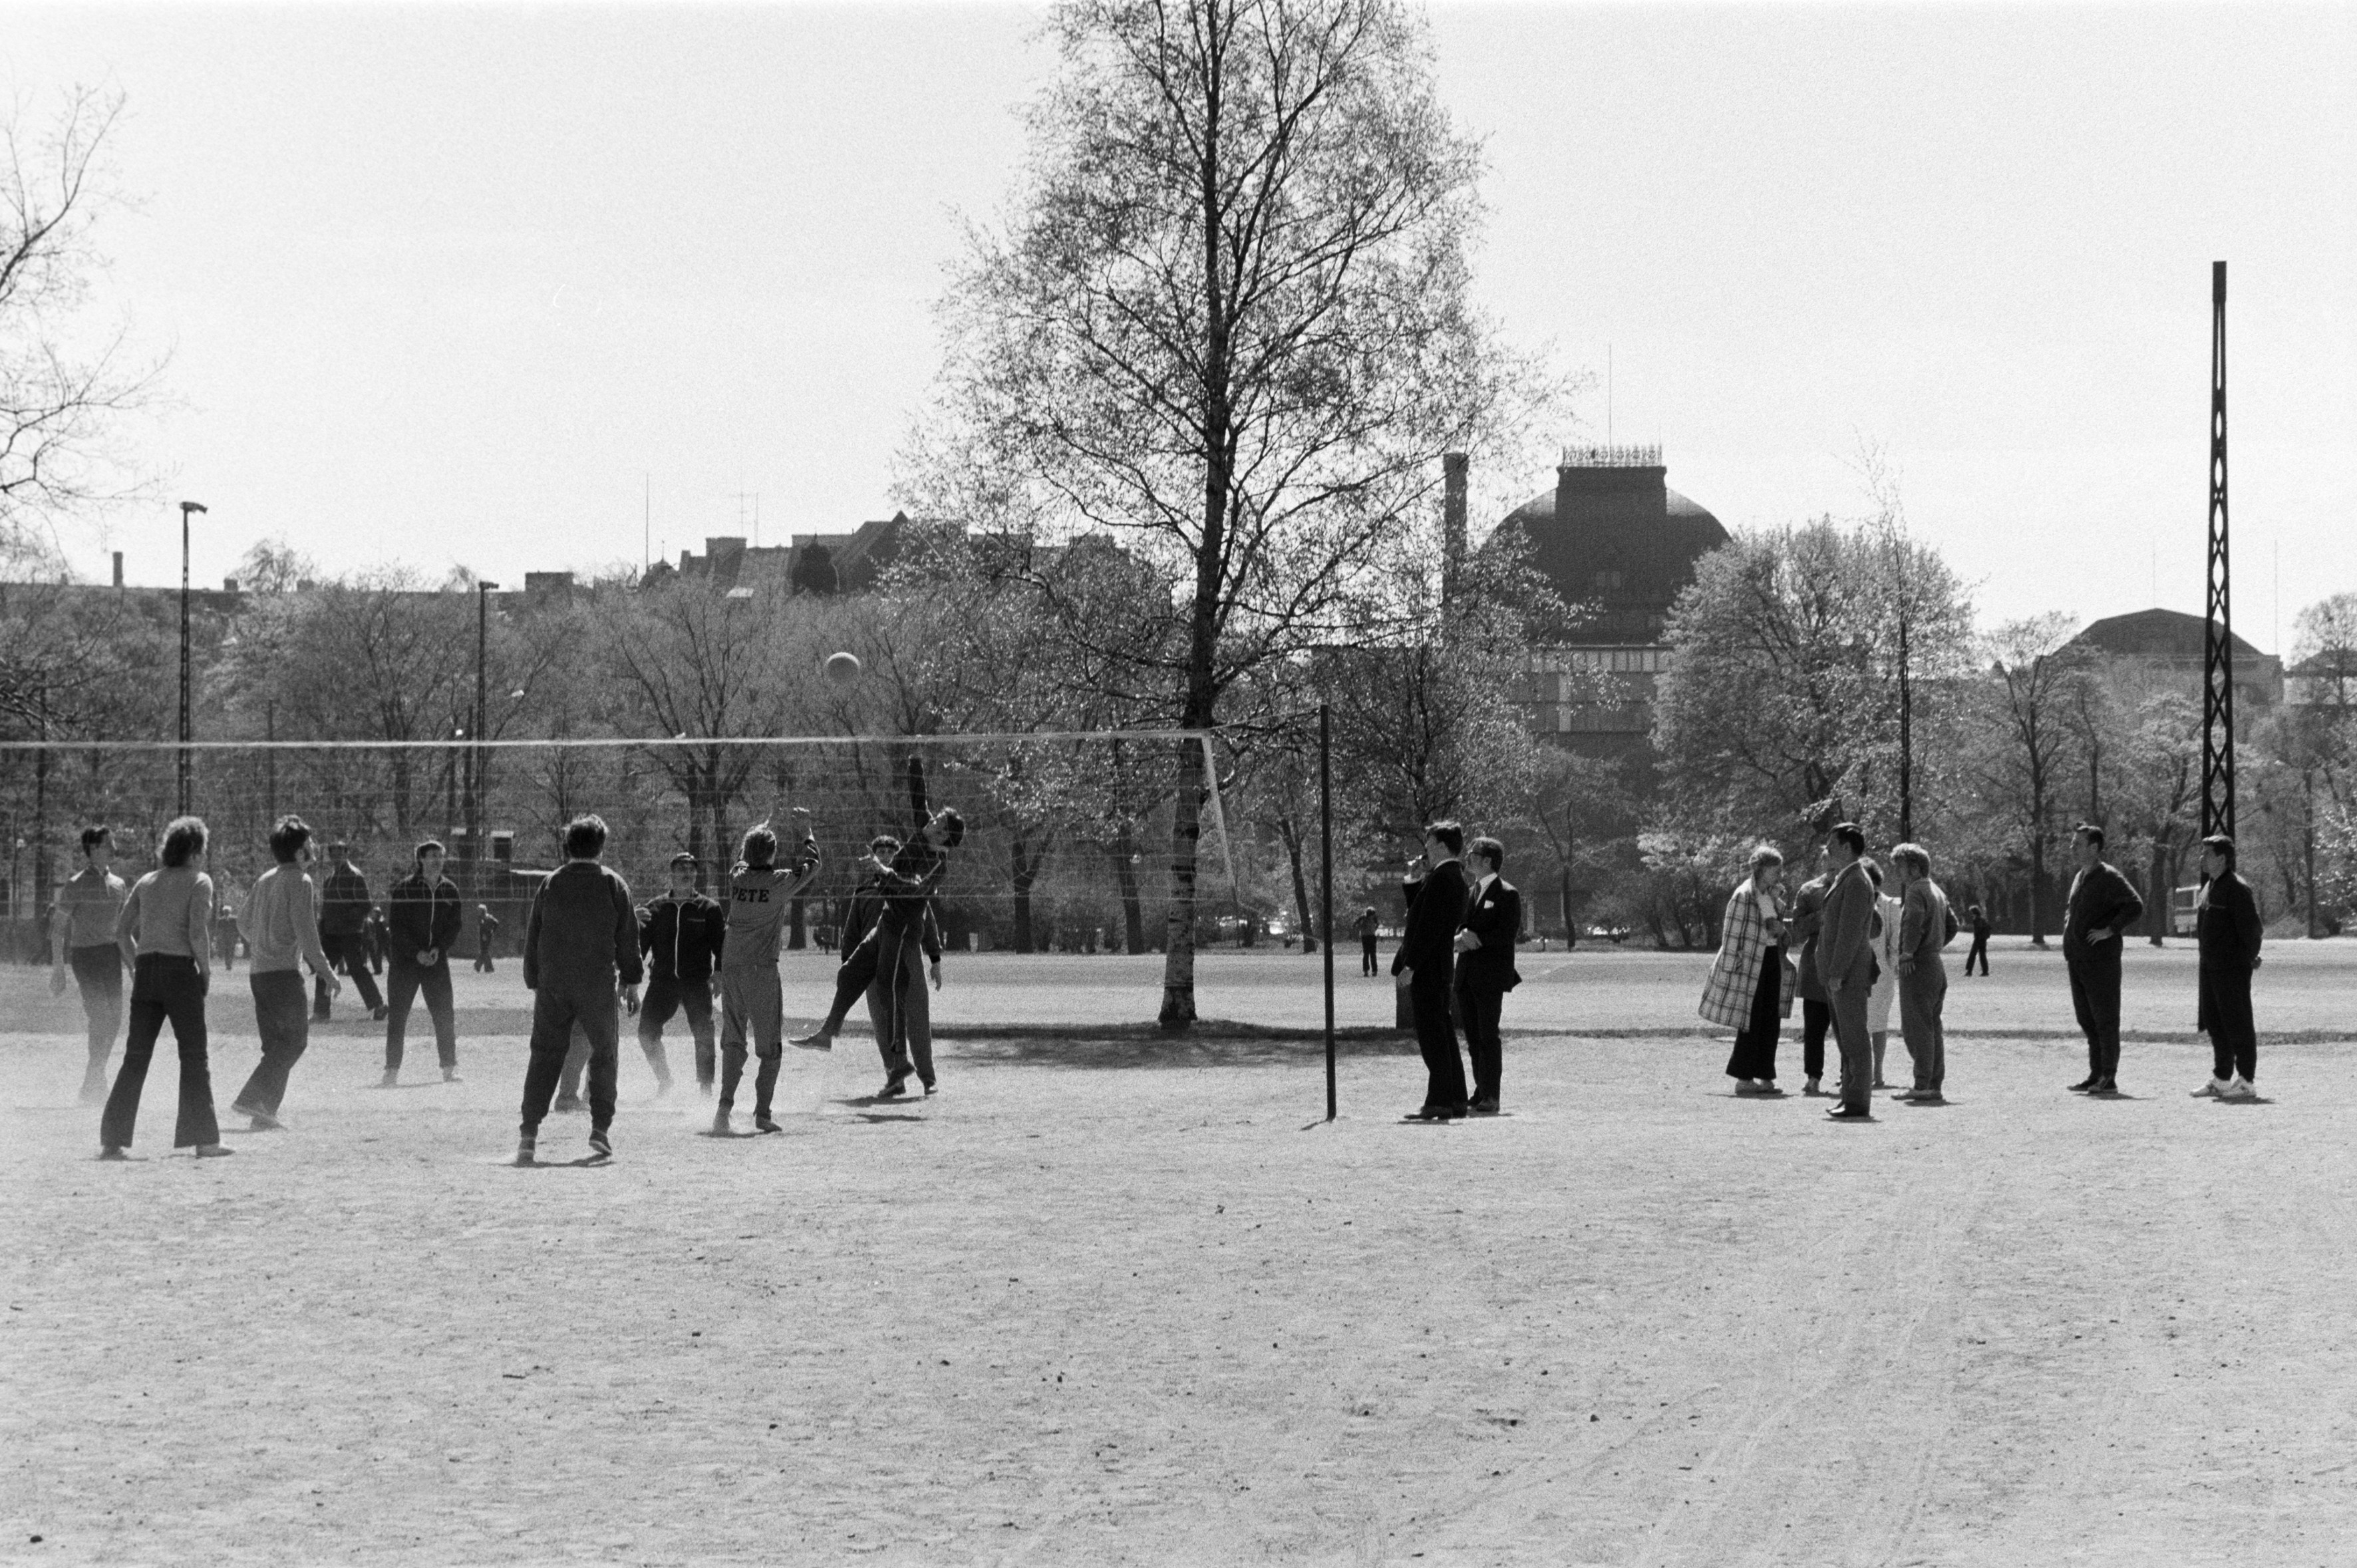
[230,816,342,1130]
[50,824,130,1105]
[714,811,823,1135]
[516,814,643,1166]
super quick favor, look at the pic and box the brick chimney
[112,551,124,587]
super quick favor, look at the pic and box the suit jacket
[1456,876,1522,993]
[1896,878,1951,977]
[1392,860,1468,981]
[2195,871,2262,973]
[2062,861,2145,961]
[1815,860,1878,993]
[1788,873,1832,1002]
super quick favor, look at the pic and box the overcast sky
[10,1,2354,647]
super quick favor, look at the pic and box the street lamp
[178,501,208,815]
[471,581,499,896]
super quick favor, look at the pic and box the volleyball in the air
[824,651,863,686]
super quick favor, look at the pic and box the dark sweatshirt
[523,861,644,994]
[2062,861,2145,963]
[639,893,726,982]
[388,869,463,963]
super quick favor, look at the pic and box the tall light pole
[472,581,499,895]
[178,501,208,815]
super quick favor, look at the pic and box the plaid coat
[1699,881,1794,1030]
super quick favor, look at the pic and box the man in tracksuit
[711,812,822,1134]
[516,814,643,1165]
[383,840,464,1085]
[838,836,947,1098]
[639,851,726,1096]
[2062,822,2145,1098]
[790,760,961,1058]
[315,842,387,1021]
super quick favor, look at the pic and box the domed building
[1484,444,1730,754]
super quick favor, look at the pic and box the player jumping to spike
[712,808,822,1135]
[790,756,962,1054]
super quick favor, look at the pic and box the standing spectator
[1816,823,1878,1122]
[1451,836,1522,1115]
[516,815,643,1166]
[1963,903,1992,977]
[213,892,241,972]
[49,825,129,1105]
[100,816,232,1160]
[383,840,464,1086]
[1786,847,1835,1096]
[315,842,387,1022]
[1394,820,1471,1121]
[474,904,500,972]
[2192,834,2263,1101]
[229,816,341,1129]
[1891,843,1953,1104]
[2062,822,2144,1098]
[637,852,726,1096]
[1354,905,1380,977]
[1864,862,1901,1090]
[1704,845,1792,1094]
[363,905,389,975]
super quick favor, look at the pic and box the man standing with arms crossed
[50,825,128,1105]
[2063,822,2144,1098]
[315,841,387,1022]
[1816,822,1879,1122]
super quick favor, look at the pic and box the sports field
[5,939,2356,1565]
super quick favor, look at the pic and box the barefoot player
[713,810,822,1134]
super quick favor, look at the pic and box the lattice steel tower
[2201,261,2235,840]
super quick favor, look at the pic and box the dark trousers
[69,944,125,1086]
[1964,933,1990,976]
[869,937,934,1088]
[1360,937,1378,977]
[1829,975,1873,1112]
[2200,965,2257,1082]
[1898,963,1948,1092]
[317,932,384,1014]
[1454,973,1505,1106]
[234,970,313,1115]
[385,960,457,1071]
[102,955,220,1150]
[2068,947,2123,1079]
[1724,948,1784,1081]
[639,973,713,1086]
[1801,998,1831,1080]
[819,917,909,1033]
[1408,971,1467,1113]
[522,988,619,1134]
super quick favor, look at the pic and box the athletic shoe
[247,1110,285,1131]
[921,1080,938,1096]
[788,1028,835,1051]
[586,1130,613,1161]
[513,1137,536,1167]
[2219,1076,2257,1101]
[1909,1092,1947,1105]
[1802,1078,1825,1097]
[2067,1077,2099,1093]
[442,1069,462,1084]
[229,1098,267,1122]
[1468,1099,1501,1116]
[1825,1107,1873,1122]
[194,1144,236,1158]
[1733,1080,1772,1096]
[97,1146,128,1162]
[371,1005,389,1022]
[378,1070,399,1089]
[709,1109,730,1136]
[754,1112,783,1134]
[2192,1078,2228,1098]
[877,1076,908,1100]
[2087,1078,2121,1097]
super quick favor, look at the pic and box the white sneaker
[2219,1076,2257,1101]
[2192,1078,2228,1098]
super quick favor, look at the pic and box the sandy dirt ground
[4,947,2355,1566]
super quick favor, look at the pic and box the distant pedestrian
[1704,845,1792,1094]
[1816,823,1878,1122]
[1354,905,1380,977]
[2192,834,2263,1101]
[229,816,340,1130]
[1891,843,1953,1104]
[1964,904,1991,976]
[315,842,387,1021]
[2063,823,2143,1098]
[214,895,241,971]
[516,815,643,1166]
[99,816,232,1160]
[1787,847,1835,1096]
[49,824,129,1105]
[474,904,500,971]
[383,840,464,1086]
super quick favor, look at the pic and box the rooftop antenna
[643,474,651,574]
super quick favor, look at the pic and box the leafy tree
[1972,615,2085,944]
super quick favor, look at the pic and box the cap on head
[669,851,699,869]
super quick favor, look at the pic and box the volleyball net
[0,733,1243,969]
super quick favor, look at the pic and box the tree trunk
[1011,832,1038,954]
[2148,838,2171,945]
[2028,779,2049,947]
[1159,750,1203,1027]
[1112,821,1146,955]
[1279,812,1316,953]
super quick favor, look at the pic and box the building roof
[1485,457,1728,646]
[2070,609,2269,664]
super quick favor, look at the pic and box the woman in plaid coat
[1702,846,1796,1092]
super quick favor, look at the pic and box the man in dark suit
[2192,833,2263,1101]
[1394,820,1470,1120]
[1452,836,1522,1115]
[2063,822,2144,1096]
[1815,822,1879,1121]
